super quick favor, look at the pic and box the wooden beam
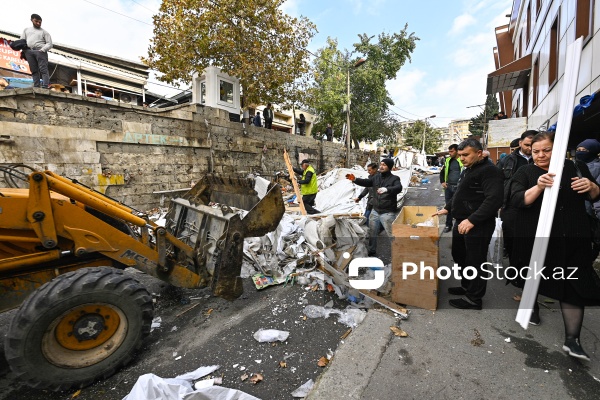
[283,149,306,215]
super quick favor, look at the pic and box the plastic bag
[488,217,503,265]
[253,329,289,343]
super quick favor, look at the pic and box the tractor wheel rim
[42,303,128,368]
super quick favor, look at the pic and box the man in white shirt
[20,14,53,88]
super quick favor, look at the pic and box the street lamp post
[420,115,436,155]
[466,103,486,148]
[346,58,366,168]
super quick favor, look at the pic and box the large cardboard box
[391,206,440,310]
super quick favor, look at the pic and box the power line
[81,0,153,26]
[129,0,156,13]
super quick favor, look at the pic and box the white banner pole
[516,37,583,329]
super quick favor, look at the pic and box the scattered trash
[249,373,263,385]
[255,360,262,364]
[302,305,366,328]
[193,377,222,390]
[513,294,522,302]
[170,326,178,332]
[175,356,182,361]
[279,361,287,368]
[317,356,329,367]
[70,389,81,398]
[505,337,511,343]
[123,365,259,400]
[253,329,290,343]
[253,273,286,289]
[241,373,249,381]
[390,326,408,337]
[150,317,161,332]
[291,379,315,398]
[471,329,485,347]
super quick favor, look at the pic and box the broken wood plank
[283,149,306,215]
[359,290,409,319]
[290,212,363,220]
[335,245,356,272]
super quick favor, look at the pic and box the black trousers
[24,49,49,87]
[451,218,495,303]
[302,193,320,215]
[264,119,272,129]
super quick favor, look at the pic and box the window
[200,82,206,104]
[518,32,523,59]
[219,80,234,103]
[532,57,539,108]
[526,2,532,45]
[576,0,595,40]
[536,0,542,18]
[549,15,559,87]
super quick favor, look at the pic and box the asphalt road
[0,269,352,399]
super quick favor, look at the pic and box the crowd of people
[435,131,600,362]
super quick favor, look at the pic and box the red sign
[0,38,31,75]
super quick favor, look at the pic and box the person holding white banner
[510,131,600,361]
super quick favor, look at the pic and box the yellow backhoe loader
[0,166,284,391]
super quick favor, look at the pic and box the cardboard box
[391,206,440,310]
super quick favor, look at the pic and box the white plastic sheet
[122,365,260,400]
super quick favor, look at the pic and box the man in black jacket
[497,130,535,264]
[433,139,504,310]
[347,159,403,256]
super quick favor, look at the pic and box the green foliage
[470,94,499,137]
[402,120,443,154]
[144,0,317,107]
[307,26,419,144]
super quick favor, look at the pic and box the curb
[307,309,396,399]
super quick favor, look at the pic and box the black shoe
[529,310,541,326]
[443,226,452,233]
[449,297,482,310]
[368,252,376,257]
[563,337,590,361]
[448,286,466,295]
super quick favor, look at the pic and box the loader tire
[4,267,154,391]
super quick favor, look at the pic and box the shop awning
[486,54,532,94]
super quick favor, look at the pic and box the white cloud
[387,68,427,110]
[448,14,476,36]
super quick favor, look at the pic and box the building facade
[488,1,600,145]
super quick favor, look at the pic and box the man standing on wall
[439,144,462,233]
[21,14,53,88]
[263,104,274,129]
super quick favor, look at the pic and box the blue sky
[1,0,511,127]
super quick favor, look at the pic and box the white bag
[487,216,503,265]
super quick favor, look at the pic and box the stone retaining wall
[0,89,372,210]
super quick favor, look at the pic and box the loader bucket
[165,174,284,299]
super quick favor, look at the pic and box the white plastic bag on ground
[488,216,503,265]
[253,329,289,342]
[291,379,315,397]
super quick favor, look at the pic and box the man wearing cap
[346,159,402,256]
[292,160,320,215]
[21,14,52,88]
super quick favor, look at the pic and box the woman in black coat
[510,131,600,361]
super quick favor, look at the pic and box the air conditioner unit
[119,93,138,105]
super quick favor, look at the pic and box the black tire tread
[4,267,154,391]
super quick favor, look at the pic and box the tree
[402,120,443,154]
[470,94,499,138]
[307,27,418,145]
[144,0,317,107]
